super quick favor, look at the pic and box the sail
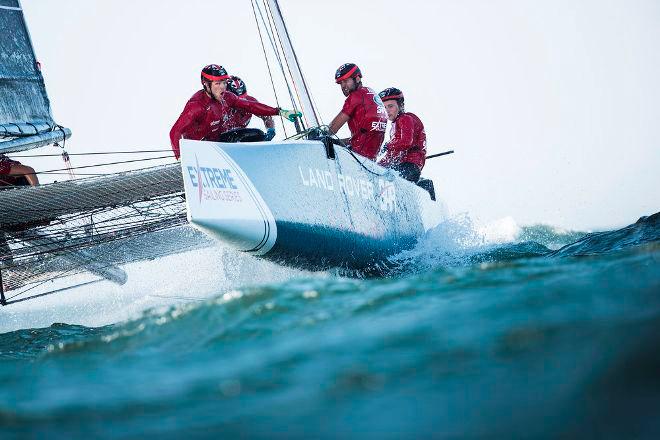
[0,0,71,153]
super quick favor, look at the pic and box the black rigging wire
[255,1,301,116]
[4,279,104,305]
[251,0,288,138]
[5,265,86,301]
[263,0,304,120]
[11,149,172,158]
[4,155,172,177]
[266,0,322,127]
[346,148,387,177]
[282,124,387,177]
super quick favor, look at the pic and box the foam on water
[0,244,314,333]
[1,211,652,334]
[476,215,521,244]
[0,211,578,333]
[388,212,578,274]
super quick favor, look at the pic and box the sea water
[1,213,659,438]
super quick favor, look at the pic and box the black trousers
[392,162,421,183]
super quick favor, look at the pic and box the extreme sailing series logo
[187,155,242,204]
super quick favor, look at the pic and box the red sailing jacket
[169,90,222,159]
[220,91,277,129]
[0,155,23,186]
[223,94,273,131]
[341,86,388,160]
[378,112,427,169]
[0,155,19,175]
[170,90,278,159]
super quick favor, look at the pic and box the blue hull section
[180,139,445,271]
[267,221,418,271]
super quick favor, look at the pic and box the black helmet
[201,64,230,82]
[335,63,361,83]
[379,87,404,104]
[227,75,247,95]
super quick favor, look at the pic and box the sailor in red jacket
[0,155,39,186]
[377,87,427,182]
[169,65,300,159]
[223,76,276,140]
[328,63,387,160]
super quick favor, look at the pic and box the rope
[251,0,288,137]
[266,0,322,127]
[3,155,173,178]
[283,124,387,177]
[346,148,386,176]
[5,265,84,301]
[25,121,38,135]
[3,279,104,305]
[61,150,76,179]
[321,129,385,176]
[2,172,139,178]
[263,1,304,120]
[254,1,301,115]
[11,149,172,158]
[308,84,325,126]
[55,124,67,148]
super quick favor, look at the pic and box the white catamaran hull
[180,139,446,271]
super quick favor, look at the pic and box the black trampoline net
[0,165,213,304]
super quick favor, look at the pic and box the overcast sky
[21,0,660,230]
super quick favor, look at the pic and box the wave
[386,214,556,274]
[2,212,657,335]
[388,211,659,275]
[549,212,660,257]
[517,223,588,250]
[0,244,313,334]
[1,214,658,436]
[1,234,658,437]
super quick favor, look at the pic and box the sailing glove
[265,128,276,141]
[279,109,302,122]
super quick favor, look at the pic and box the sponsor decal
[187,155,242,204]
[372,92,388,117]
[371,120,387,131]
[378,180,396,212]
[298,166,396,212]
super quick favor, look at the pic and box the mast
[265,0,320,129]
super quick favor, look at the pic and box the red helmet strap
[202,81,217,100]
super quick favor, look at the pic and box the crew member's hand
[265,128,276,141]
[279,108,302,122]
